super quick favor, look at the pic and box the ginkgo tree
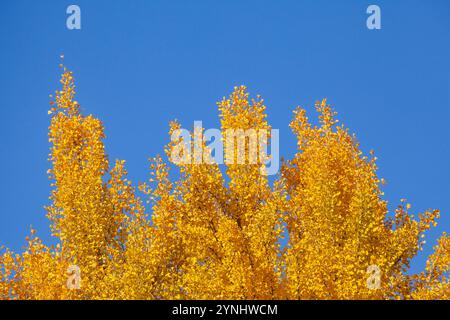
[0,67,448,300]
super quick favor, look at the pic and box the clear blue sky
[0,0,449,275]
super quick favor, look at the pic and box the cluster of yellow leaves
[0,68,448,300]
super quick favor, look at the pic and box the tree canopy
[1,68,448,300]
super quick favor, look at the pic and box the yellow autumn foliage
[0,68,448,300]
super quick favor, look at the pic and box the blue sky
[0,0,449,275]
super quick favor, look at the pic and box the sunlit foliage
[0,68,448,300]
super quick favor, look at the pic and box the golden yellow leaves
[0,69,448,300]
